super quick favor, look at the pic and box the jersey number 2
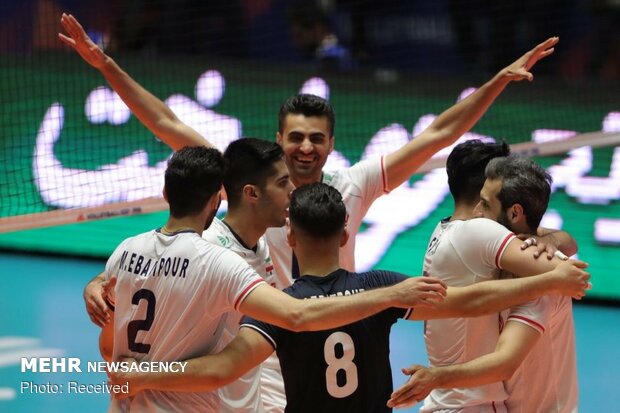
[127,289,156,354]
[324,332,358,398]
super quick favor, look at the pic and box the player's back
[504,296,578,413]
[422,218,514,412]
[242,269,411,413]
[106,229,263,413]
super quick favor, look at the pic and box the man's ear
[340,228,350,247]
[208,192,221,210]
[242,185,260,203]
[509,203,525,223]
[328,136,335,154]
[276,131,283,146]
[162,186,168,203]
[287,222,296,248]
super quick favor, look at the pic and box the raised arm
[387,321,540,409]
[109,327,273,398]
[384,37,558,190]
[410,260,589,321]
[239,276,447,332]
[59,13,209,150]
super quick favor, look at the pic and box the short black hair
[165,146,225,218]
[278,94,335,136]
[446,139,511,203]
[223,138,284,208]
[289,182,346,238]
[485,156,553,231]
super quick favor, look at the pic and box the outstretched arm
[410,259,589,321]
[384,37,559,190]
[239,276,447,332]
[109,327,273,398]
[59,13,209,150]
[387,321,540,409]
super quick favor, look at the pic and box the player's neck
[222,212,264,249]
[295,246,340,277]
[290,172,322,189]
[451,202,478,221]
[163,216,203,234]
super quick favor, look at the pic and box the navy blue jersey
[241,269,413,413]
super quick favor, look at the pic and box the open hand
[500,37,559,82]
[393,276,448,309]
[59,13,109,69]
[387,364,435,409]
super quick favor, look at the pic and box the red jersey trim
[508,315,546,334]
[234,279,265,310]
[380,156,390,194]
[495,233,516,269]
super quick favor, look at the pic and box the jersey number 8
[324,331,358,398]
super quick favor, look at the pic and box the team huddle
[60,12,591,413]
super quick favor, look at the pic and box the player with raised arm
[389,145,580,412]
[106,183,589,413]
[99,146,451,413]
[390,156,583,413]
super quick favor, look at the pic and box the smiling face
[276,114,334,187]
[254,159,294,228]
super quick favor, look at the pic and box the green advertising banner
[0,54,618,300]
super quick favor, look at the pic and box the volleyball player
[389,156,581,413]
[99,146,452,412]
[106,183,588,412]
[200,138,292,413]
[386,144,578,412]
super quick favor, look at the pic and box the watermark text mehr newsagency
[21,357,187,373]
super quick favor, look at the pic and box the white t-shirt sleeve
[507,296,552,335]
[450,218,516,274]
[343,156,388,203]
[199,247,266,312]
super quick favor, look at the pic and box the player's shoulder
[445,218,507,242]
[115,229,157,251]
[461,217,507,231]
[352,269,407,289]
[322,157,381,189]
[202,217,234,248]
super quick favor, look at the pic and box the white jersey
[104,229,264,413]
[501,295,578,413]
[265,157,387,289]
[204,218,276,413]
[422,218,515,413]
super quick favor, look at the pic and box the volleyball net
[0,0,618,299]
